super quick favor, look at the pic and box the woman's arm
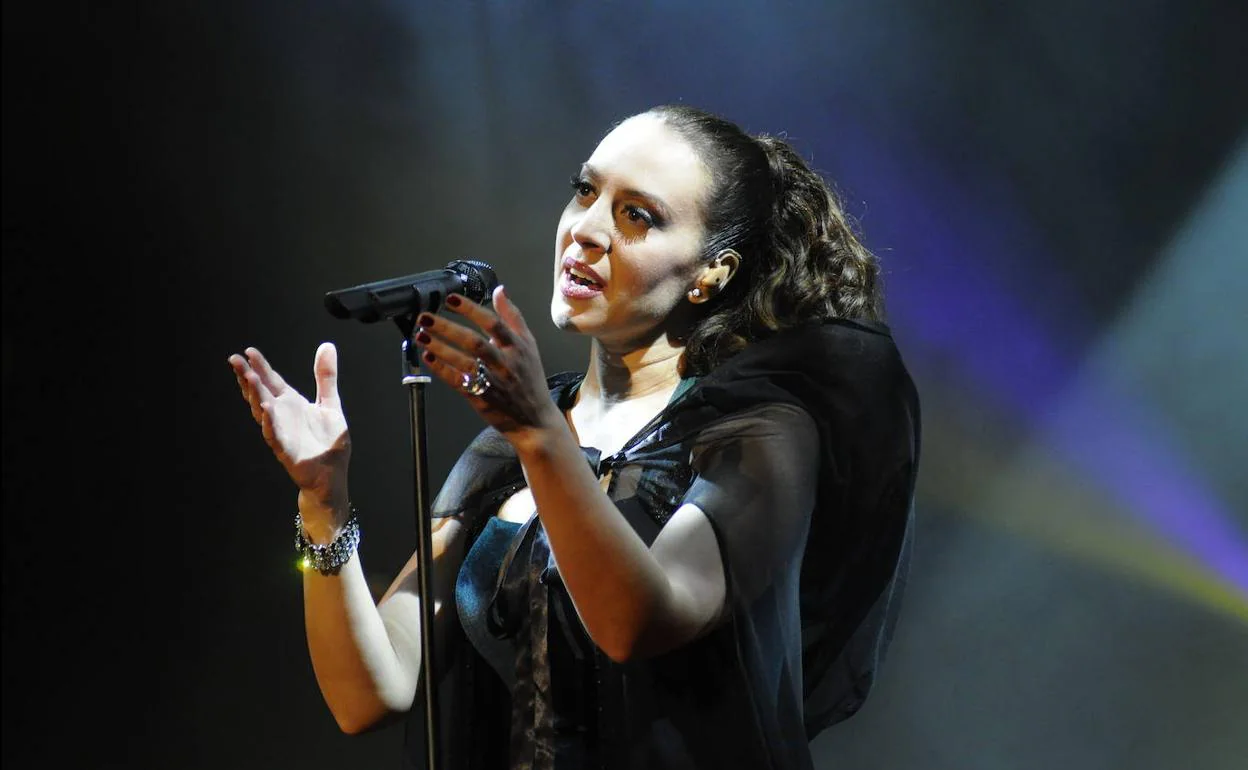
[301,498,466,734]
[404,291,728,662]
[516,401,821,662]
[228,344,467,734]
[408,289,812,663]
[515,430,726,663]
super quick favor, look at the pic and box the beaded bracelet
[294,507,361,576]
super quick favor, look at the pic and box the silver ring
[460,359,492,396]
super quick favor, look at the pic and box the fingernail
[446,294,461,307]
[423,351,436,363]
[416,331,431,345]
[418,313,434,327]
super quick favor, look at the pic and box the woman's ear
[697,249,741,297]
[715,249,741,283]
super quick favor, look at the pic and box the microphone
[324,259,498,323]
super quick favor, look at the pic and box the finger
[228,352,249,377]
[444,290,519,348]
[313,342,340,409]
[232,353,281,438]
[229,354,252,399]
[232,352,276,405]
[488,285,533,343]
[417,312,505,367]
[417,346,484,398]
[244,347,290,396]
[416,328,479,377]
[242,370,267,424]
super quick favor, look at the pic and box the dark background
[4,1,1247,768]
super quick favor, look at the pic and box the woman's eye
[569,175,594,198]
[623,205,654,227]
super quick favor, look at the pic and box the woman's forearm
[515,427,680,663]
[303,551,417,733]
[300,501,461,734]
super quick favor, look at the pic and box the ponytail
[649,105,883,377]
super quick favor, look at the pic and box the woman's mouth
[559,256,606,299]
[560,268,604,299]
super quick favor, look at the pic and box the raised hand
[412,285,565,451]
[228,343,351,516]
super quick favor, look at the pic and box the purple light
[1046,374,1248,594]
[816,120,1248,596]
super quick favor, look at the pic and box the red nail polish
[446,294,461,307]
[416,331,431,345]
[423,351,436,363]
[418,313,434,327]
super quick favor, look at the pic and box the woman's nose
[570,198,611,255]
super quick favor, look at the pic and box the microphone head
[447,259,498,303]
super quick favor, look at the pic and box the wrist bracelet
[295,506,361,576]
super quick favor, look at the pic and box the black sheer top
[403,319,921,770]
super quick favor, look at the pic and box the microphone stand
[395,312,440,770]
[325,264,495,768]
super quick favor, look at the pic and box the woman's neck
[577,336,683,412]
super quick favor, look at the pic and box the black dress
[402,318,921,770]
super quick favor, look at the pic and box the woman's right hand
[229,343,351,536]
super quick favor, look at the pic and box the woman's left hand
[414,285,566,449]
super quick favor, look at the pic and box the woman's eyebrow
[581,163,674,219]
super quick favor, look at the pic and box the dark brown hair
[648,105,884,376]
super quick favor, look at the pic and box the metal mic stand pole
[395,314,440,770]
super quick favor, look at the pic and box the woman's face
[550,114,712,348]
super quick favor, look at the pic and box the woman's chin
[549,301,596,335]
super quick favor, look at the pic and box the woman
[229,105,920,770]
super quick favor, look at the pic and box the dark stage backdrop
[4,2,1247,768]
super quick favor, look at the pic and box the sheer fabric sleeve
[429,425,521,522]
[680,402,821,608]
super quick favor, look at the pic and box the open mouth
[565,268,603,289]
[561,256,606,290]
[560,268,605,298]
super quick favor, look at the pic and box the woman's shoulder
[688,401,817,445]
[761,318,905,372]
[693,319,913,411]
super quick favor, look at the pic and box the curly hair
[647,105,884,377]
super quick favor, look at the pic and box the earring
[690,287,703,299]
